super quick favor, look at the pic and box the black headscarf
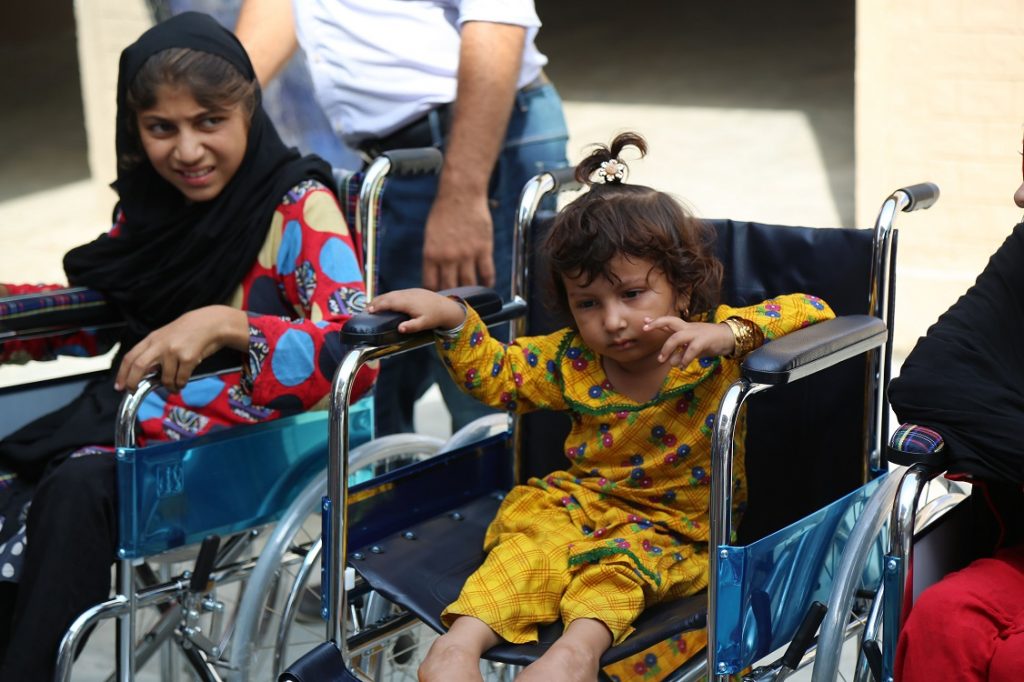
[0,12,334,495]
[888,222,1024,484]
[63,11,334,346]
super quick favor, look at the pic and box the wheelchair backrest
[521,216,882,543]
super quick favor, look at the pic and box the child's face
[136,84,249,203]
[563,254,689,369]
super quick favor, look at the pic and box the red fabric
[896,543,1024,681]
[2,182,375,444]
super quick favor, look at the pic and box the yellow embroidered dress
[436,294,834,668]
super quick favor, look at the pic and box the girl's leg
[419,614,501,682]
[516,617,612,682]
[0,454,117,679]
[518,562,646,681]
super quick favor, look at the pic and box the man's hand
[421,191,495,291]
[367,288,467,334]
[115,305,248,393]
[420,21,525,291]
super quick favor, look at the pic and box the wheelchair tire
[226,433,445,681]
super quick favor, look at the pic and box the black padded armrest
[342,286,504,346]
[741,315,887,385]
[0,287,121,337]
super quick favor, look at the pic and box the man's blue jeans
[373,83,569,435]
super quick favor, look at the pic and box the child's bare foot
[418,634,484,682]
[517,618,612,682]
[418,617,500,682]
[516,640,602,682]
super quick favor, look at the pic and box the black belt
[358,71,551,160]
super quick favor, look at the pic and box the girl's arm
[716,293,836,339]
[116,183,376,405]
[242,183,376,410]
[368,290,570,413]
[643,294,835,370]
[436,306,569,413]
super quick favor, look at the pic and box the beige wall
[856,0,1024,355]
[73,0,153,209]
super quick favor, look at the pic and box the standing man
[237,0,569,435]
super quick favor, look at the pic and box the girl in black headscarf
[0,12,374,677]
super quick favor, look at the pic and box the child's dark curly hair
[544,132,723,323]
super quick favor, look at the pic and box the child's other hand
[367,288,467,335]
[643,316,736,368]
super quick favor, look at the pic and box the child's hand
[366,288,467,335]
[643,316,736,368]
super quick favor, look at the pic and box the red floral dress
[0,179,374,580]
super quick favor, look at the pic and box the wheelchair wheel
[226,433,445,680]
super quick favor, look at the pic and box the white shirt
[292,0,548,145]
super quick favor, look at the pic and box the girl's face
[563,254,689,372]
[136,84,249,202]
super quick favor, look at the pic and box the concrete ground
[0,0,866,679]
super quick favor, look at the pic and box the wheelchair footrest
[279,641,363,682]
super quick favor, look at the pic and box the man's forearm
[236,0,299,85]
[439,21,526,197]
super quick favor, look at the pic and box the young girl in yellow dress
[367,132,834,682]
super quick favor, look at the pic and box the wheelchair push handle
[380,147,444,176]
[547,165,581,193]
[897,182,940,212]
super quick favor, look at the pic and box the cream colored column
[856,0,1024,355]
[73,0,153,207]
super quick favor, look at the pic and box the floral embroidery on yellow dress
[436,294,834,678]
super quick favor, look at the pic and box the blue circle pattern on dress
[180,376,226,409]
[278,220,303,276]
[272,328,316,387]
[138,393,167,423]
[319,237,362,284]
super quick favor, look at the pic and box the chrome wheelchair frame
[285,175,942,682]
[0,148,458,681]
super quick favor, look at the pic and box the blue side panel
[346,434,513,551]
[714,474,888,671]
[715,546,746,674]
[117,397,373,558]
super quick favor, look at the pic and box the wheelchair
[838,223,1024,682]
[0,148,478,681]
[280,170,942,681]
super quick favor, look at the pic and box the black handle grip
[899,182,939,212]
[781,601,827,670]
[862,639,883,681]
[381,147,443,176]
[189,535,221,593]
[547,166,580,193]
